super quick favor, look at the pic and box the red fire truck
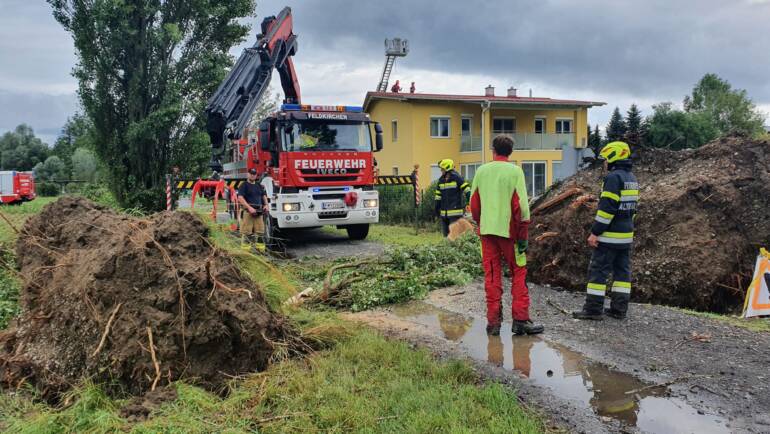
[203,7,382,248]
[0,171,36,205]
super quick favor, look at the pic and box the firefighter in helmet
[434,158,470,237]
[573,141,638,320]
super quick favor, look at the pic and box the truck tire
[346,224,369,240]
[264,216,283,252]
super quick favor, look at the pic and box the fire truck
[203,6,382,248]
[0,171,36,205]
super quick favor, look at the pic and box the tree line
[588,73,766,154]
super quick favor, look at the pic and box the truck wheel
[264,216,283,252]
[346,224,369,240]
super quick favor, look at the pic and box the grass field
[0,200,545,433]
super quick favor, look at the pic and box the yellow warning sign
[743,248,770,318]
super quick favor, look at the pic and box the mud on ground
[0,197,292,400]
[528,137,770,312]
[350,282,770,433]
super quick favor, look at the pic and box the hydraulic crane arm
[205,7,301,172]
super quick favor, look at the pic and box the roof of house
[363,91,606,111]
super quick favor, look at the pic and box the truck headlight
[282,203,300,212]
[363,199,378,208]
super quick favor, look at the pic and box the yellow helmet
[438,159,454,171]
[598,141,631,164]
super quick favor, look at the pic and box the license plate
[322,201,344,210]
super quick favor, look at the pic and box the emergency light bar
[281,104,363,113]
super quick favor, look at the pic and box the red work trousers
[481,235,530,325]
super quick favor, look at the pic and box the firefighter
[391,80,401,93]
[434,159,470,237]
[470,136,543,336]
[409,82,416,93]
[573,141,638,320]
[237,168,269,251]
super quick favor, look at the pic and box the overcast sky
[2,0,769,145]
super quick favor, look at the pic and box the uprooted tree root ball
[0,197,293,400]
[528,137,770,312]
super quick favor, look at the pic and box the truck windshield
[281,120,372,152]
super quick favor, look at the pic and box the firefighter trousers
[481,235,530,325]
[582,246,632,315]
[440,216,461,237]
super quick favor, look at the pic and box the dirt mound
[0,197,291,399]
[528,137,770,312]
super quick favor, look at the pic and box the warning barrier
[176,179,244,190]
[743,248,770,318]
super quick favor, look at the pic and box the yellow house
[364,86,605,197]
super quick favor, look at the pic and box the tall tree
[606,107,627,142]
[684,73,765,137]
[645,102,718,150]
[48,0,255,210]
[588,124,602,155]
[71,148,100,183]
[625,104,643,146]
[52,113,95,168]
[0,124,50,171]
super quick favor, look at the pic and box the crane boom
[205,7,301,172]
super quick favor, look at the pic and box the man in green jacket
[470,136,544,336]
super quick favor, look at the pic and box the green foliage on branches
[645,102,719,150]
[606,107,627,142]
[48,0,256,210]
[684,73,765,137]
[0,125,50,171]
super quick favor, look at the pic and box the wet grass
[0,332,546,434]
[677,308,770,333]
[0,202,545,433]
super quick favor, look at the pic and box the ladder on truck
[376,38,409,92]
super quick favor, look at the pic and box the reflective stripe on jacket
[435,170,470,217]
[591,160,638,249]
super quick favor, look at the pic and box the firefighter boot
[572,294,605,320]
[606,293,629,319]
[240,235,251,251]
[513,320,544,335]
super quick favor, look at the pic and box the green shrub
[36,182,59,197]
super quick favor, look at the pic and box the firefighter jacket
[434,170,470,218]
[590,160,638,249]
[469,156,530,240]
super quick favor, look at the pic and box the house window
[555,119,573,134]
[430,164,441,182]
[392,166,399,176]
[461,117,472,136]
[430,117,450,138]
[492,118,516,134]
[460,163,481,181]
[391,120,398,142]
[522,162,547,198]
[535,118,546,134]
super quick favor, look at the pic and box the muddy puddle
[392,301,730,433]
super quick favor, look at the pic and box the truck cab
[222,104,383,241]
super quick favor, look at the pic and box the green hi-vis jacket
[470,158,530,239]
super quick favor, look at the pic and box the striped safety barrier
[374,175,414,186]
[175,180,245,190]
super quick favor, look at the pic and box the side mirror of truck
[374,123,383,152]
[259,122,271,151]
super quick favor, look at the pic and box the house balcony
[460,135,483,152]
[494,132,576,150]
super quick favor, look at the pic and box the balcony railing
[460,132,576,152]
[460,135,483,152]
[492,132,575,150]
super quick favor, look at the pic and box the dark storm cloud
[257,0,770,104]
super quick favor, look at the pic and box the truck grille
[318,211,348,219]
[313,193,346,200]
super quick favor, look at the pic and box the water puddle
[391,301,730,433]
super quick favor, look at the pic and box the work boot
[572,310,604,320]
[573,294,604,320]
[604,307,626,320]
[486,324,501,336]
[513,320,544,335]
